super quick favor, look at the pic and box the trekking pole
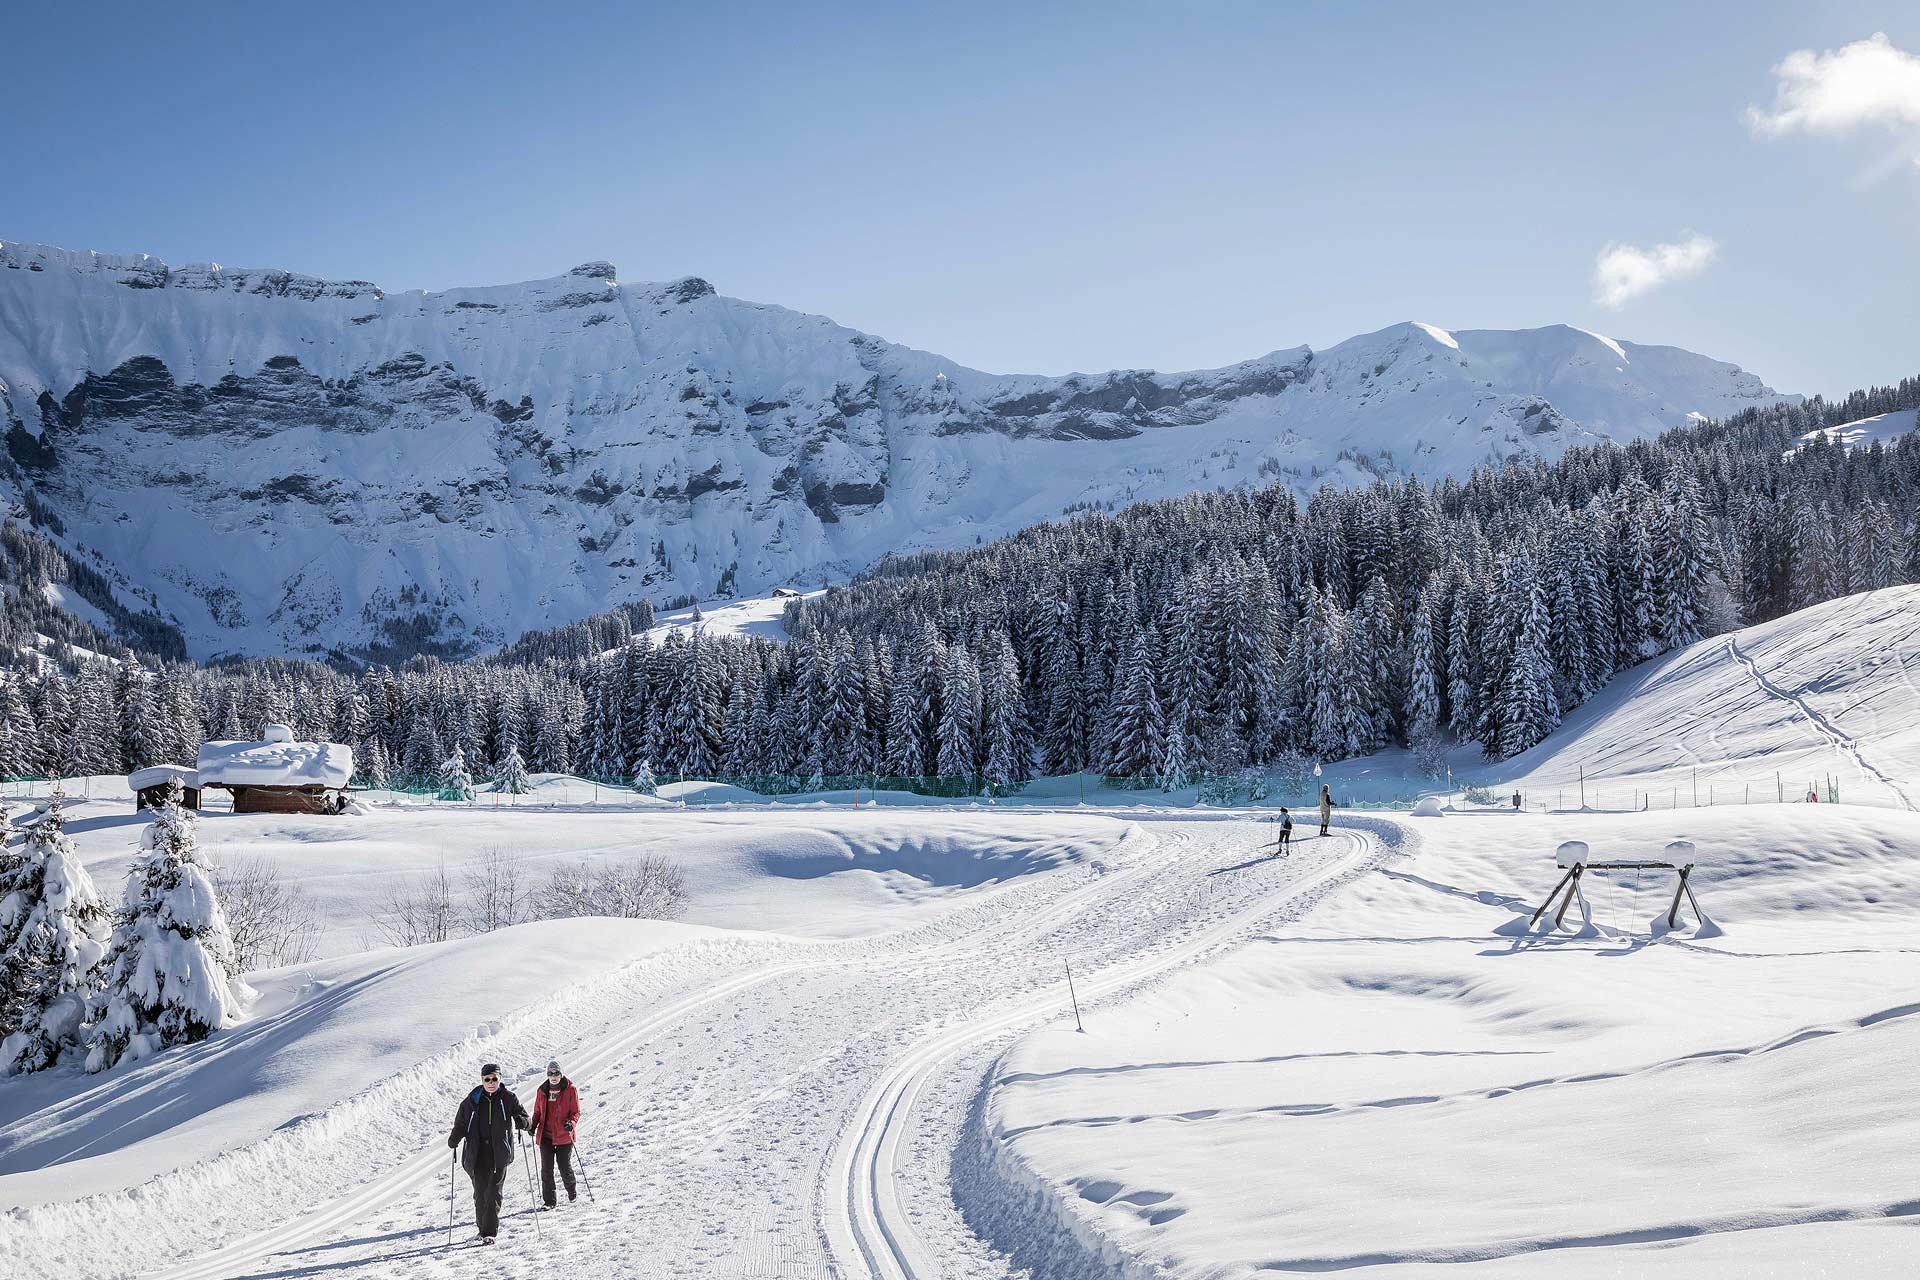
[447,1151,457,1247]
[519,1132,544,1240]
[573,1140,597,1203]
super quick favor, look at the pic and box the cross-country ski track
[111,814,1380,1280]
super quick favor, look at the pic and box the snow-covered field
[8,592,1920,1278]
[0,794,1372,1279]
[980,805,1920,1276]
[974,597,1920,1278]
[644,589,821,644]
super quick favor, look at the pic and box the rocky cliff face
[0,240,1793,660]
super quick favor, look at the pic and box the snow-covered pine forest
[0,379,1916,793]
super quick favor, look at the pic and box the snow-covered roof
[197,727,352,789]
[129,764,198,790]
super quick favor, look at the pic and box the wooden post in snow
[1065,961,1085,1033]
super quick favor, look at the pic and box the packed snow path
[117,815,1373,1280]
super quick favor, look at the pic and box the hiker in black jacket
[448,1062,532,1242]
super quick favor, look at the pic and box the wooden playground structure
[1530,840,1705,931]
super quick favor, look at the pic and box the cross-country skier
[448,1063,532,1243]
[531,1058,581,1208]
[1277,808,1293,855]
[1318,784,1333,837]
[1511,790,1522,811]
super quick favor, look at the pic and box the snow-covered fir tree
[85,784,246,1073]
[631,757,658,795]
[438,746,475,802]
[492,746,532,795]
[0,795,111,1074]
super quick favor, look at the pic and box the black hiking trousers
[472,1159,509,1237]
[540,1139,578,1205]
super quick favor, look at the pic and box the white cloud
[1748,32,1920,137]
[1592,234,1718,309]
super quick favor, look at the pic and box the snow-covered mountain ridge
[0,239,1794,660]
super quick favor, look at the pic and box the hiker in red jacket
[531,1059,581,1208]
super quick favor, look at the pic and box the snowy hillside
[1488,587,1920,811]
[1790,406,1919,455]
[0,239,1793,660]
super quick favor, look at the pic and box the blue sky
[5,1,1916,396]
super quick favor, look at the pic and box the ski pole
[447,1152,457,1247]
[573,1140,596,1203]
[520,1133,544,1240]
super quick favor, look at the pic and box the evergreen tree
[492,747,533,795]
[85,783,245,1073]
[631,757,658,796]
[1496,575,1563,759]
[0,795,110,1074]
[1099,625,1163,779]
[438,746,476,802]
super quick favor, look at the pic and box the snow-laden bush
[85,783,248,1073]
[492,747,532,795]
[531,855,686,922]
[0,794,111,1074]
[438,746,475,802]
[630,757,658,796]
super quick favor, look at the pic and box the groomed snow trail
[1724,635,1917,811]
[108,815,1371,1280]
[827,828,1375,1278]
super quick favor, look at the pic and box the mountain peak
[0,240,1797,660]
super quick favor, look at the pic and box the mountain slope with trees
[0,374,1913,792]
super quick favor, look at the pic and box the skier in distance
[1318,784,1333,837]
[531,1058,581,1209]
[448,1062,532,1243]
[1276,808,1293,855]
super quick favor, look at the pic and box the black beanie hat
[481,1062,501,1077]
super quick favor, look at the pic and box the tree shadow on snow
[0,972,387,1171]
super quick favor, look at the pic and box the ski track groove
[1723,634,1916,811]
[825,828,1379,1279]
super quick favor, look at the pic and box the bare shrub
[372,861,458,947]
[592,855,686,920]
[209,852,321,971]
[531,854,686,922]
[462,846,528,934]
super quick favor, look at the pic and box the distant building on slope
[771,586,801,599]
[128,764,201,811]
[196,724,353,815]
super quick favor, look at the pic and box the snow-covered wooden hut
[196,724,353,815]
[129,764,201,811]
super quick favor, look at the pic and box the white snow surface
[1487,587,1920,812]
[982,805,1920,1277]
[0,239,1794,659]
[124,764,195,791]
[195,734,352,790]
[1789,406,1919,456]
[643,588,826,644]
